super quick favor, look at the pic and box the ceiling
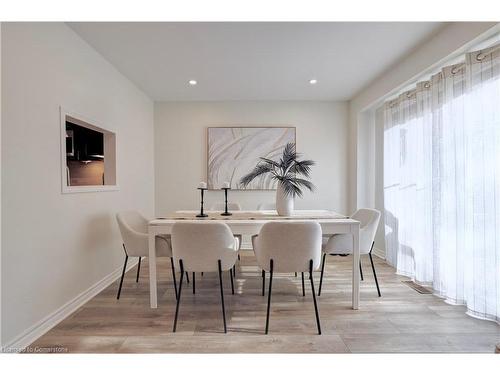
[69,22,445,101]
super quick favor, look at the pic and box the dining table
[148,210,360,309]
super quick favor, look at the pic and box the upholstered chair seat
[210,202,243,269]
[319,208,382,297]
[170,222,239,333]
[252,221,322,335]
[155,235,173,257]
[116,211,178,300]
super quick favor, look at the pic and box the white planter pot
[276,184,294,216]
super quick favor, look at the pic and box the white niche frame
[60,107,119,194]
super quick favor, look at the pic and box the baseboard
[372,247,386,260]
[2,258,138,353]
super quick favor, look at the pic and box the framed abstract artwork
[207,126,296,190]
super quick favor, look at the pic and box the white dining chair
[171,222,239,333]
[252,221,322,335]
[116,211,179,300]
[211,202,242,268]
[257,201,301,277]
[319,208,381,297]
[257,203,275,210]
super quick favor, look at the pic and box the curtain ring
[451,66,459,74]
[424,82,431,88]
[476,52,485,62]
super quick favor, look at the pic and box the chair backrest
[351,208,381,253]
[253,221,322,273]
[116,211,148,257]
[257,203,275,210]
[171,222,238,272]
[210,202,242,211]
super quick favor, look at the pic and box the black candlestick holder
[220,187,232,216]
[196,187,208,218]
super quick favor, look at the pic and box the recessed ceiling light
[188,80,197,86]
[309,79,318,85]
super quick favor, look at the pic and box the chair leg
[265,259,274,334]
[318,253,326,296]
[185,272,189,284]
[170,257,178,300]
[192,272,195,294]
[262,270,265,296]
[230,266,235,295]
[369,245,381,297]
[116,254,128,300]
[217,260,227,333]
[238,253,241,261]
[309,260,322,335]
[301,272,306,296]
[233,264,236,277]
[136,257,142,283]
[295,272,297,277]
[359,260,364,281]
[173,260,184,332]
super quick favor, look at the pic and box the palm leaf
[259,157,280,169]
[279,176,304,197]
[239,141,316,196]
[293,177,316,193]
[240,162,275,187]
[281,142,297,169]
[292,159,315,178]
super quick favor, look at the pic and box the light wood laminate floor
[30,252,500,353]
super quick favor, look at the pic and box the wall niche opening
[61,109,117,193]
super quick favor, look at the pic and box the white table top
[149,210,357,225]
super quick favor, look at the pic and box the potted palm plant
[240,143,315,216]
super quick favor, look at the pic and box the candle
[222,181,230,189]
[198,182,207,189]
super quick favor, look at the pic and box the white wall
[0,22,3,347]
[348,22,499,256]
[155,101,349,216]
[1,23,155,346]
[356,110,375,209]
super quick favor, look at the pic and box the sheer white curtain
[383,44,500,323]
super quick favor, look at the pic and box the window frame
[60,107,119,194]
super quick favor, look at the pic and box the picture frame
[207,126,296,190]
